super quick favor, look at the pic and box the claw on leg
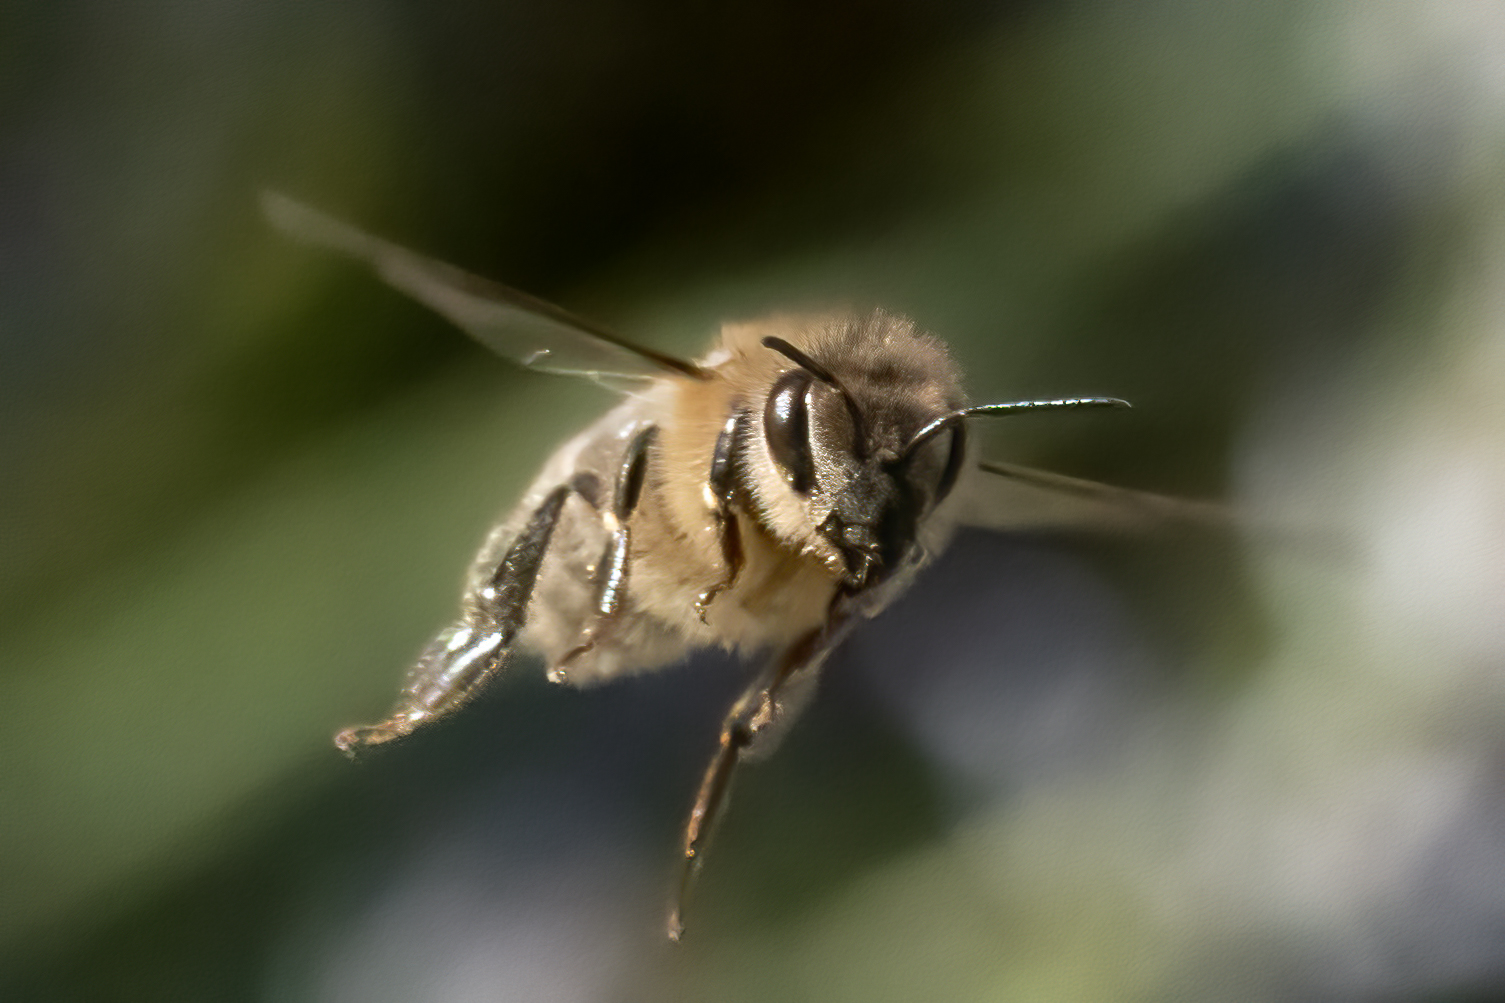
[334,717,419,756]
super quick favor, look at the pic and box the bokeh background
[5,1,1505,999]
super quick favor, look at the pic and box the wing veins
[262,192,708,382]
[971,459,1233,531]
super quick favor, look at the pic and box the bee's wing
[263,193,706,386]
[957,459,1232,533]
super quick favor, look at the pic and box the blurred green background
[5,1,1505,999]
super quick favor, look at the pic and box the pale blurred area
[5,0,1505,999]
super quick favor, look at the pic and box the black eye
[764,369,815,493]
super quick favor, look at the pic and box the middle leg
[550,423,658,680]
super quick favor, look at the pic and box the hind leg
[335,484,573,753]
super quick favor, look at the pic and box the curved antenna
[903,397,1130,460]
[761,336,870,457]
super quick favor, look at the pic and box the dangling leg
[334,484,573,754]
[550,424,657,680]
[695,410,748,622]
[667,604,857,940]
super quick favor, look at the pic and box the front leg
[550,423,658,680]
[695,409,749,622]
[334,485,572,754]
[668,595,858,940]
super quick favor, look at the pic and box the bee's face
[734,313,968,591]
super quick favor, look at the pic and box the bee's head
[734,313,969,592]
[728,312,1130,592]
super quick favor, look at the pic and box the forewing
[957,459,1233,533]
[263,192,705,385]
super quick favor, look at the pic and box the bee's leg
[552,424,658,677]
[668,605,856,941]
[695,410,747,622]
[334,485,573,754]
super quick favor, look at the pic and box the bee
[264,193,1221,939]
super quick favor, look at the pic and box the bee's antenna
[902,397,1131,461]
[761,336,870,457]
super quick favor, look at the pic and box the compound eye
[764,368,816,493]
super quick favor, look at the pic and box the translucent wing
[262,192,706,385]
[957,459,1233,533]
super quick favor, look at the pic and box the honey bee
[264,193,1221,939]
